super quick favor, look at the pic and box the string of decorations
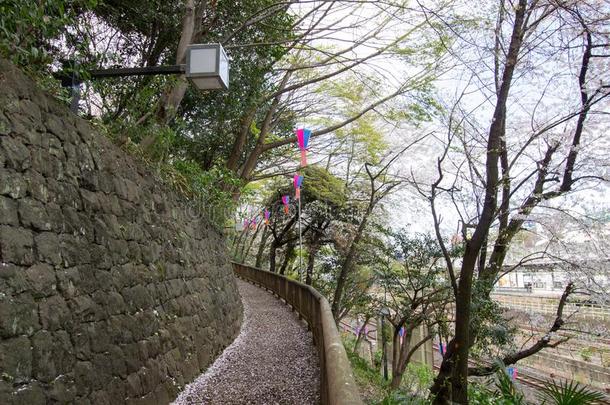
[238,127,311,226]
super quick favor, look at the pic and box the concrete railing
[232,262,363,405]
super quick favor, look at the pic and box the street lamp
[185,44,229,90]
[58,43,230,111]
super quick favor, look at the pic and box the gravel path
[172,279,320,405]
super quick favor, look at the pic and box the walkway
[172,279,320,404]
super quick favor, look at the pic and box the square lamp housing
[185,44,229,90]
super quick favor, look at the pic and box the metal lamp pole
[298,195,303,282]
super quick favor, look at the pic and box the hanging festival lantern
[293,173,304,200]
[264,209,270,225]
[282,195,290,214]
[296,128,311,167]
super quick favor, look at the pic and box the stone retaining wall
[0,59,243,404]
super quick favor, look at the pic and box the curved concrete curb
[233,263,363,405]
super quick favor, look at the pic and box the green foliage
[470,280,517,360]
[343,335,390,404]
[343,335,436,405]
[538,380,606,405]
[379,391,430,405]
[392,231,443,269]
[265,165,346,211]
[468,369,525,405]
[170,159,241,223]
[468,382,500,405]
[493,368,526,405]
[469,369,606,405]
[401,363,435,397]
[301,165,348,208]
[0,0,97,100]
[0,0,95,70]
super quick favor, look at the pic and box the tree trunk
[391,371,404,391]
[331,204,373,318]
[279,242,294,275]
[243,223,262,263]
[255,226,270,268]
[269,240,278,273]
[232,230,246,260]
[430,2,528,402]
[305,242,319,285]
[226,107,257,171]
[390,326,414,390]
[353,317,371,355]
[155,0,199,124]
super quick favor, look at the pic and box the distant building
[496,260,610,295]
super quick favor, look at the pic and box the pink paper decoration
[293,174,304,200]
[296,128,311,167]
[264,209,270,225]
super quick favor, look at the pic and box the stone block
[26,170,48,203]
[0,136,30,171]
[59,205,82,235]
[44,114,66,139]
[90,244,113,269]
[47,179,80,209]
[21,128,43,147]
[69,294,100,323]
[0,111,9,136]
[0,169,27,198]
[0,195,18,225]
[78,168,99,192]
[98,172,115,194]
[19,99,42,123]
[24,263,56,297]
[87,323,111,353]
[10,380,45,405]
[34,232,62,265]
[31,330,75,383]
[107,238,129,265]
[91,352,113,386]
[0,335,32,383]
[140,242,160,265]
[106,376,127,405]
[70,324,90,361]
[44,203,63,231]
[123,284,154,312]
[73,361,94,397]
[0,225,34,265]
[103,291,126,315]
[18,197,51,231]
[122,343,141,374]
[80,188,99,213]
[126,372,143,398]
[59,234,90,267]
[48,374,77,403]
[39,295,71,330]
[89,390,111,405]
[108,346,127,378]
[31,148,64,180]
